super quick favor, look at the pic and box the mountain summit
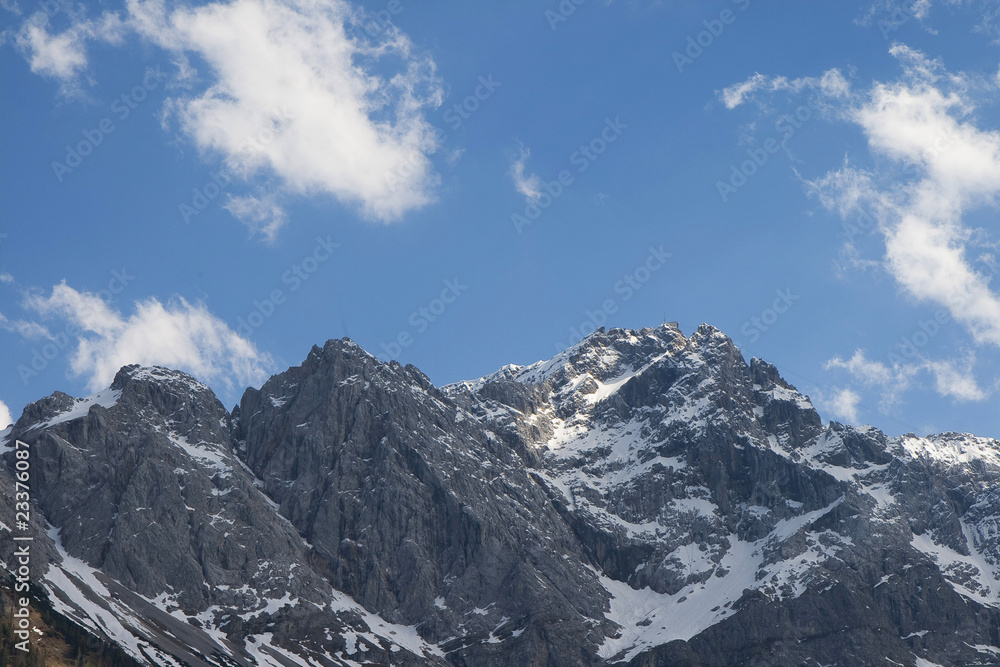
[4,324,1000,666]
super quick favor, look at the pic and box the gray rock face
[233,340,612,665]
[2,365,446,666]
[4,324,1000,666]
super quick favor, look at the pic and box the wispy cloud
[826,348,988,409]
[719,68,850,109]
[0,310,52,339]
[223,193,287,244]
[510,144,542,204]
[857,1,1000,42]
[825,350,919,411]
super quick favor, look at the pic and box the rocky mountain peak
[110,364,230,432]
[7,325,1000,666]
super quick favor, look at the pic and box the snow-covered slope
[446,324,1000,666]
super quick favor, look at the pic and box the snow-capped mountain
[4,323,1000,665]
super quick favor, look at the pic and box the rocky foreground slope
[3,323,1000,665]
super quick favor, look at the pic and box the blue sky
[2,0,1000,440]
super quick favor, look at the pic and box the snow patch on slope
[163,430,232,474]
[27,388,121,431]
[898,433,1000,467]
[911,521,1000,607]
[328,588,445,659]
[42,527,159,662]
[599,497,846,662]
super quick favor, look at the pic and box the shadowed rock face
[4,324,1000,666]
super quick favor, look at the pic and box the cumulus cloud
[511,145,542,204]
[8,0,445,226]
[21,282,272,393]
[0,400,13,429]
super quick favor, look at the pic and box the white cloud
[0,273,13,283]
[809,45,1000,348]
[511,145,542,204]
[823,388,862,424]
[826,349,908,386]
[223,193,287,243]
[152,0,444,222]
[10,0,445,226]
[22,282,272,393]
[0,400,13,429]
[16,22,88,80]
